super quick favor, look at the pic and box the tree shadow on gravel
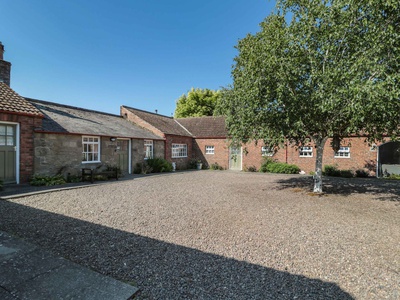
[274,176,400,201]
[0,200,353,300]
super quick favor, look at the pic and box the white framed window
[335,146,350,158]
[205,145,215,154]
[261,146,274,156]
[172,143,188,158]
[299,146,313,157]
[0,125,15,146]
[82,136,100,163]
[144,140,153,159]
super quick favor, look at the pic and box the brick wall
[193,138,230,169]
[216,138,380,174]
[284,138,378,174]
[121,106,165,137]
[0,60,11,86]
[165,135,193,169]
[0,113,42,183]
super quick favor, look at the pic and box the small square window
[205,145,215,154]
[261,146,274,156]
[299,146,313,157]
[334,146,350,158]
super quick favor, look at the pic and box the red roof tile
[0,82,42,116]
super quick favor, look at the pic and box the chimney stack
[0,42,4,60]
[0,42,11,86]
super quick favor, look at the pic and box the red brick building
[0,86,44,183]
[121,106,396,177]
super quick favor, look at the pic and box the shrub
[145,158,173,173]
[339,170,354,178]
[244,165,257,172]
[134,162,153,174]
[387,174,400,180]
[66,174,81,183]
[323,165,341,177]
[260,158,300,174]
[355,169,370,178]
[210,162,224,170]
[30,174,67,186]
[187,159,198,169]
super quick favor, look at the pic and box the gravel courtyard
[0,171,399,299]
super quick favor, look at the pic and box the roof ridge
[26,97,122,118]
[121,105,172,119]
[174,119,193,136]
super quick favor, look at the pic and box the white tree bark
[313,137,328,193]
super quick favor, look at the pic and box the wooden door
[117,139,129,175]
[0,125,16,183]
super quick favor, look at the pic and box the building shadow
[274,176,400,201]
[0,200,353,299]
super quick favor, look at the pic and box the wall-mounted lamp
[110,137,117,142]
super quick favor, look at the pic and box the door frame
[0,121,20,184]
[229,146,242,171]
[116,138,132,174]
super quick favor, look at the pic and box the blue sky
[0,0,276,116]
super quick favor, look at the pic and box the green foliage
[188,159,198,169]
[144,158,173,173]
[210,162,224,170]
[323,165,341,177]
[244,165,257,172]
[174,88,222,118]
[134,162,153,174]
[218,0,400,192]
[339,170,354,178]
[30,174,67,186]
[386,174,400,180]
[323,165,355,178]
[355,169,370,178]
[135,159,173,174]
[66,174,81,183]
[260,158,300,174]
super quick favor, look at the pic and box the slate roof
[27,99,163,139]
[122,106,192,136]
[176,116,227,138]
[0,82,43,116]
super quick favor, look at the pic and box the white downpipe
[128,139,132,174]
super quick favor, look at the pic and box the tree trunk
[313,137,327,193]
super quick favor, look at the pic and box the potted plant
[196,159,203,170]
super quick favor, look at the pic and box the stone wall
[35,134,135,177]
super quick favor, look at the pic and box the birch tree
[219,0,400,192]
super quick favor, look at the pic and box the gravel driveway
[0,171,399,299]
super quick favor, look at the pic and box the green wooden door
[117,140,129,175]
[229,147,242,170]
[0,125,16,183]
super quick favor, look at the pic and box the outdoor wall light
[110,137,117,142]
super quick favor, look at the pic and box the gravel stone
[0,171,399,299]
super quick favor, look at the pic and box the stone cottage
[28,99,164,178]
